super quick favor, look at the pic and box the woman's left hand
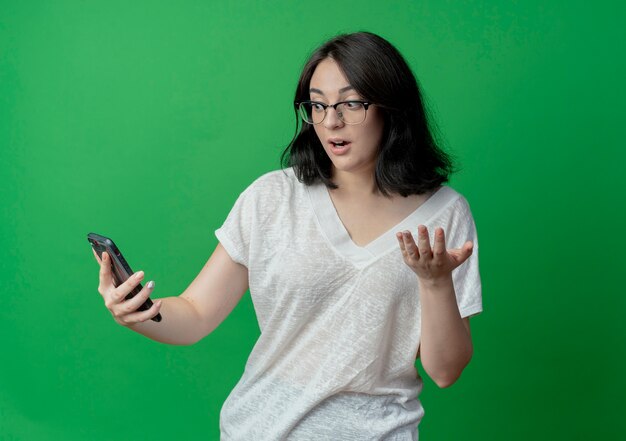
[396,225,474,283]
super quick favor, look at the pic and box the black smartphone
[87,232,162,322]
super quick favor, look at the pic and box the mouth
[328,138,351,148]
[328,139,351,155]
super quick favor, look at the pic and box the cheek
[363,121,385,151]
[362,111,384,144]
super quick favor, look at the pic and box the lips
[327,138,352,156]
[328,139,351,155]
[328,137,350,147]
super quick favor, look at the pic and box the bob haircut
[281,31,455,197]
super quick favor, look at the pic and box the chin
[330,159,375,176]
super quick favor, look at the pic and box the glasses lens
[337,102,366,124]
[299,102,326,124]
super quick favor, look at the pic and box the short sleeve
[215,184,256,268]
[445,196,483,318]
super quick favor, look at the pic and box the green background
[1,1,624,440]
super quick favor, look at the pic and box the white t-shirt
[215,167,482,440]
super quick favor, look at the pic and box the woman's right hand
[94,250,162,327]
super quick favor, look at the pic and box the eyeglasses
[295,100,372,125]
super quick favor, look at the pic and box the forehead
[309,58,352,93]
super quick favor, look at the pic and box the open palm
[396,225,474,282]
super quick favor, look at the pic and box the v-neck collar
[306,182,459,267]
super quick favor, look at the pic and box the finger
[119,280,155,314]
[92,248,102,264]
[462,240,474,256]
[432,227,447,258]
[448,241,474,266]
[416,225,432,257]
[396,232,407,253]
[454,240,474,257]
[112,270,145,302]
[122,299,163,325]
[98,252,114,293]
[402,230,420,258]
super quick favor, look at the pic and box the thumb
[449,241,473,266]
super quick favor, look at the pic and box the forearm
[128,296,207,345]
[419,275,473,388]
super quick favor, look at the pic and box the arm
[417,278,473,388]
[397,225,475,388]
[416,317,471,359]
[95,243,249,345]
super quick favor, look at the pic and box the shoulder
[428,185,466,212]
[430,185,476,223]
[243,167,300,196]
[235,168,303,220]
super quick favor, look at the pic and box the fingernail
[147,280,154,289]
[135,271,144,279]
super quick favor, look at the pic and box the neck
[330,167,380,198]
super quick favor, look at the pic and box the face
[308,58,385,179]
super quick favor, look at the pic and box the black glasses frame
[295,100,372,125]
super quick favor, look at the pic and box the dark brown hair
[281,31,455,196]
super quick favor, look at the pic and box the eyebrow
[309,86,354,96]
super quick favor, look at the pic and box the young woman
[94,32,482,440]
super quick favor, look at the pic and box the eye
[311,102,325,112]
[344,101,364,110]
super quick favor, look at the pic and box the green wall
[1,1,624,439]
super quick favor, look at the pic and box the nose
[323,106,344,129]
